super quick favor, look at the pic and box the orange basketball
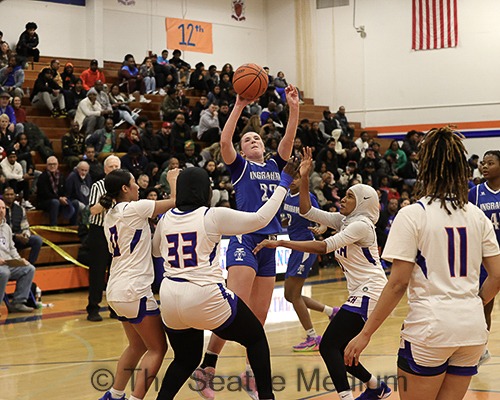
[232,63,269,100]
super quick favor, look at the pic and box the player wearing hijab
[468,149,500,366]
[345,127,500,400]
[282,172,339,352]
[153,161,297,400]
[254,148,390,400]
[98,168,179,400]
[194,86,300,400]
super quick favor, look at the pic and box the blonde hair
[0,114,10,123]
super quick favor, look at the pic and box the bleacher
[19,55,391,292]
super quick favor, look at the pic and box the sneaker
[355,381,391,400]
[57,109,68,118]
[51,109,59,118]
[159,88,167,96]
[329,306,341,321]
[293,335,322,352]
[129,94,136,102]
[22,199,35,210]
[87,312,103,322]
[98,391,125,400]
[8,302,35,313]
[139,95,152,103]
[478,348,492,367]
[240,371,258,400]
[192,366,215,400]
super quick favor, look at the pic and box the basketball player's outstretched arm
[277,85,300,160]
[220,95,256,165]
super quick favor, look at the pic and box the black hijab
[176,168,211,211]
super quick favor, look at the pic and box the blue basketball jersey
[283,192,319,241]
[227,153,286,235]
[469,183,500,245]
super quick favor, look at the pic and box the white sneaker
[22,200,35,210]
[478,348,492,367]
[129,94,136,102]
[113,119,125,128]
[140,95,152,103]
[240,371,258,400]
[159,88,167,96]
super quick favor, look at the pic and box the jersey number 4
[166,232,198,268]
[445,227,467,277]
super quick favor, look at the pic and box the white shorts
[398,339,485,376]
[108,292,160,324]
[159,277,238,332]
[341,295,376,321]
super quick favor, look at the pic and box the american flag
[412,0,458,51]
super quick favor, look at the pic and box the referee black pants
[86,224,112,315]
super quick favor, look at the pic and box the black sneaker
[87,312,103,322]
[57,109,68,119]
[51,109,59,118]
[109,309,119,319]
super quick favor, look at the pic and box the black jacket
[31,71,61,101]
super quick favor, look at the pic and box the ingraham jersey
[383,198,500,347]
[227,153,286,235]
[469,183,500,245]
[153,207,224,286]
[283,192,318,241]
[103,200,156,302]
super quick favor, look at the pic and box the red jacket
[81,68,105,91]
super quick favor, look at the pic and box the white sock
[129,396,142,400]
[366,374,378,389]
[206,350,218,356]
[323,305,334,317]
[306,328,317,338]
[338,389,354,400]
[109,388,125,399]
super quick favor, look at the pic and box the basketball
[232,63,269,99]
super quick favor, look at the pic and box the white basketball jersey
[383,198,500,347]
[154,207,224,286]
[104,200,156,302]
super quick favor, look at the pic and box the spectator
[137,173,149,199]
[74,88,110,137]
[120,145,148,179]
[468,154,479,172]
[60,62,78,90]
[375,197,399,250]
[86,118,118,162]
[1,149,32,207]
[370,141,383,161]
[66,78,87,117]
[221,63,234,82]
[359,159,379,188]
[384,139,407,172]
[259,85,284,111]
[171,113,191,154]
[218,101,230,131]
[263,66,273,85]
[401,130,421,156]
[169,49,191,85]
[258,116,279,142]
[66,161,92,214]
[191,95,208,127]
[160,87,182,122]
[189,62,209,92]
[354,131,370,158]
[119,55,150,103]
[159,156,179,196]
[62,120,86,169]
[144,162,162,191]
[117,125,142,153]
[3,187,43,265]
[142,121,157,161]
[15,133,38,185]
[338,134,360,168]
[178,140,202,168]
[398,151,419,187]
[309,121,326,158]
[0,199,36,315]
[94,80,112,114]
[48,59,63,87]
[207,85,222,106]
[359,147,381,172]
[12,96,27,126]
[296,118,311,144]
[198,103,220,143]
[108,84,137,127]
[0,114,16,151]
[16,22,40,62]
[139,57,156,94]
[218,72,232,96]
[0,92,18,134]
[80,59,105,91]
[153,122,173,164]
[157,50,170,65]
[0,55,25,98]
[204,65,219,92]
[31,68,67,118]
[338,160,363,194]
[318,110,338,138]
[379,153,403,193]
[0,42,12,69]
[84,146,105,183]
[334,106,355,139]
[150,53,174,94]
[37,156,79,226]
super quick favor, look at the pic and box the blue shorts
[226,233,277,277]
[285,250,317,279]
[480,265,488,288]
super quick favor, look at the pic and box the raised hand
[299,147,313,177]
[282,157,299,178]
[285,84,299,109]
[235,94,257,109]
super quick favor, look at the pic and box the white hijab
[343,184,380,226]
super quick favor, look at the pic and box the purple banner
[33,0,86,6]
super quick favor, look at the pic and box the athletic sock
[338,389,354,400]
[109,388,125,399]
[366,375,378,389]
[323,305,334,317]
[305,328,317,338]
[129,396,142,400]
[201,350,219,369]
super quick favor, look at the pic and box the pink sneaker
[329,307,340,321]
[240,371,259,400]
[192,367,215,400]
[293,335,322,352]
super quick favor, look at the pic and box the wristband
[279,172,294,188]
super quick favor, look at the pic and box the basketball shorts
[226,233,277,277]
[160,277,238,332]
[398,339,484,376]
[285,250,317,279]
[108,292,160,324]
[341,295,376,322]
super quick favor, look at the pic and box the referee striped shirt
[89,179,106,226]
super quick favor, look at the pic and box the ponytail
[99,193,115,210]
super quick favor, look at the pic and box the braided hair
[414,126,470,215]
[99,169,133,210]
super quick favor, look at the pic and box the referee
[86,155,121,321]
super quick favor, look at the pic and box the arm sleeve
[81,71,90,90]
[301,206,344,231]
[14,70,24,88]
[324,221,373,253]
[272,153,287,172]
[205,186,288,236]
[88,182,101,207]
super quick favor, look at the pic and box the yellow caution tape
[30,226,89,270]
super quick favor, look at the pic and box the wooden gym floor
[1,268,499,400]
